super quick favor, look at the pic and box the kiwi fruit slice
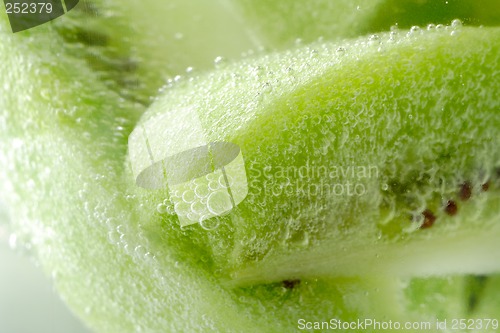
[47,0,269,105]
[1,1,500,332]
[0,12,423,332]
[367,0,500,34]
[232,0,500,49]
[0,5,385,332]
[130,23,500,286]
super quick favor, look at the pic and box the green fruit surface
[235,0,500,48]
[1,1,500,333]
[0,9,394,333]
[131,24,500,285]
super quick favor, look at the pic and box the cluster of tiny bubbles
[152,83,171,101]
[388,25,400,42]
[425,19,463,35]
[156,199,175,215]
[166,172,236,229]
[368,34,381,45]
[239,229,257,246]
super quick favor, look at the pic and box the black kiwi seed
[444,200,458,216]
[420,209,436,229]
[282,279,301,289]
[459,182,472,201]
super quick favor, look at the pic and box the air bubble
[156,203,168,214]
[214,56,226,67]
[389,31,398,42]
[120,233,129,245]
[182,190,196,203]
[134,245,147,258]
[191,201,206,215]
[427,24,436,31]
[166,205,175,215]
[451,19,463,29]
[200,216,221,231]
[207,191,232,215]
[261,82,273,93]
[208,181,220,191]
[408,26,421,36]
[195,184,210,198]
[116,225,125,235]
[108,231,120,244]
